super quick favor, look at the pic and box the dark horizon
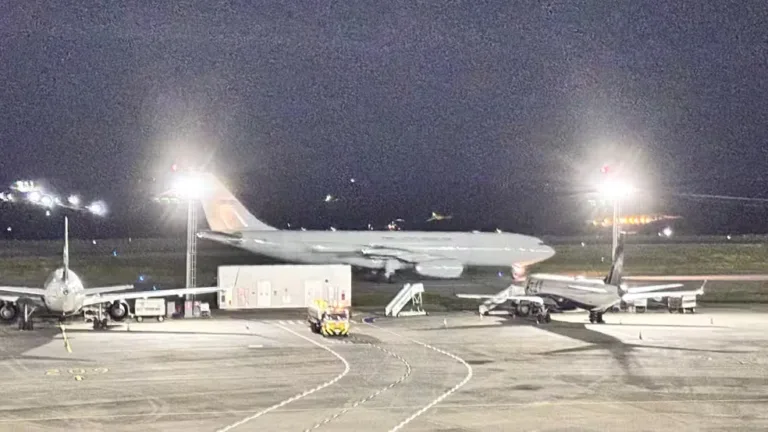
[2,3,767,240]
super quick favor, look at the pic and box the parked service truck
[134,298,166,322]
[307,299,350,337]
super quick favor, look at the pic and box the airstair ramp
[385,283,427,317]
[478,284,520,315]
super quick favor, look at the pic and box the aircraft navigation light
[68,195,81,206]
[27,191,41,203]
[40,195,55,208]
[662,227,673,237]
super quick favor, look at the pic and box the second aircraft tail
[198,174,277,233]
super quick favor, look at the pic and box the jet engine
[415,260,464,279]
[0,302,18,322]
[107,301,129,322]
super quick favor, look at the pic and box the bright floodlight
[40,195,55,208]
[597,180,635,200]
[27,191,41,203]
[87,201,108,216]
[171,173,206,200]
[68,195,81,206]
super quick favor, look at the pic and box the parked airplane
[458,234,705,324]
[426,212,452,222]
[192,174,556,282]
[0,217,222,330]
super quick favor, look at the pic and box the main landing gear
[510,302,551,323]
[18,304,36,331]
[588,311,605,324]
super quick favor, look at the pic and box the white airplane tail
[63,216,70,282]
[199,174,277,233]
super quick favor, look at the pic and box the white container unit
[218,265,352,310]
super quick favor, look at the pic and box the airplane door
[305,280,322,306]
[257,281,272,307]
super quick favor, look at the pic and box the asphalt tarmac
[2,307,768,431]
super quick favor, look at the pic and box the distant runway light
[6,227,11,232]
[45,210,51,217]
[68,195,81,206]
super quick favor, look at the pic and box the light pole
[598,175,634,264]
[169,171,206,312]
[185,198,198,291]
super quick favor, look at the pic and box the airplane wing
[622,287,704,303]
[0,286,46,297]
[566,285,610,293]
[84,285,136,296]
[456,293,495,299]
[507,295,545,305]
[623,275,768,282]
[0,293,19,303]
[83,286,223,307]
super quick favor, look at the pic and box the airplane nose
[542,245,556,259]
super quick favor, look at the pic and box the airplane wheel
[544,313,551,324]
[157,316,165,322]
[136,316,144,323]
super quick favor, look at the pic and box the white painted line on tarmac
[366,322,474,432]
[215,324,351,432]
[247,345,263,348]
[306,342,413,431]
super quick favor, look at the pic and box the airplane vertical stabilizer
[605,232,625,286]
[199,174,277,233]
[63,216,70,282]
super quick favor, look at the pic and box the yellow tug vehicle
[307,299,350,337]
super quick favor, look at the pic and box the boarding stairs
[478,284,525,315]
[385,283,427,317]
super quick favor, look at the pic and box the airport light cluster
[0,180,108,217]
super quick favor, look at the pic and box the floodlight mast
[169,166,202,309]
[598,165,634,263]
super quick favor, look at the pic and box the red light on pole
[600,164,611,174]
[171,163,178,172]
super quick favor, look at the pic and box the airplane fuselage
[525,273,620,311]
[201,229,555,271]
[42,268,86,315]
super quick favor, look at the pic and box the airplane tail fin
[605,232,625,286]
[198,174,277,233]
[63,216,70,282]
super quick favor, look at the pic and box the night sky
[1,2,767,239]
